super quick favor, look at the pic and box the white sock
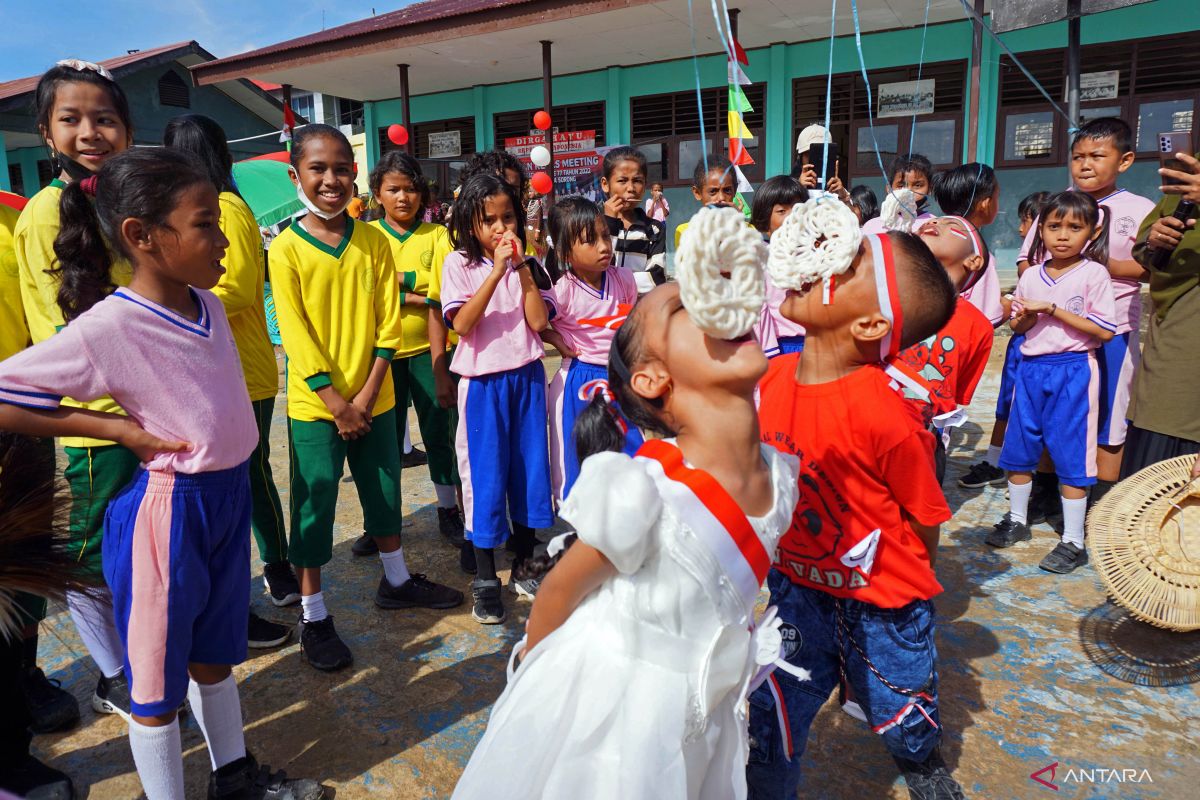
[187,675,247,770]
[1062,496,1087,548]
[1008,481,1033,525]
[67,589,126,678]
[380,547,411,588]
[986,444,1003,465]
[128,718,185,800]
[301,592,328,623]
[403,421,413,454]
[434,483,458,509]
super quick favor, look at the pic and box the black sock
[474,546,497,582]
[511,523,537,562]
[20,631,37,673]
[1034,471,1058,492]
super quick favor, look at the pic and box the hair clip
[79,176,99,196]
[578,378,613,404]
[55,59,115,81]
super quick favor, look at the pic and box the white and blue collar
[114,287,211,337]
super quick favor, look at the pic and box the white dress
[452,442,799,800]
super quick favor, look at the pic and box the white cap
[796,124,831,155]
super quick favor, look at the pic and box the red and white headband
[866,233,930,401]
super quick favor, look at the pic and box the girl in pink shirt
[0,150,322,799]
[442,174,555,624]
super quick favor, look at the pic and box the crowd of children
[0,56,1172,800]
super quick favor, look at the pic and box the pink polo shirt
[1013,259,1116,357]
[764,271,807,340]
[548,267,637,366]
[0,287,256,473]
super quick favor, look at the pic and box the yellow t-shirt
[0,203,30,361]
[425,234,460,348]
[214,193,277,401]
[269,218,403,422]
[370,219,453,358]
[14,180,132,447]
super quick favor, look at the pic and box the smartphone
[1158,131,1193,186]
[807,142,840,188]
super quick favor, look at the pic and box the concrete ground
[30,336,1200,799]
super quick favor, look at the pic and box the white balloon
[530,145,552,167]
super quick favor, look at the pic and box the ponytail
[1026,190,1107,267]
[52,180,115,321]
[1084,206,1110,266]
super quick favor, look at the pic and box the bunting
[726,30,754,216]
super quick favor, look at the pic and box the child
[674,155,738,248]
[645,181,670,223]
[162,114,298,647]
[453,283,799,799]
[990,192,1116,573]
[0,148,323,800]
[1017,118,1155,501]
[542,197,640,504]
[13,59,136,719]
[366,151,464,554]
[847,184,879,224]
[899,217,996,484]
[862,153,935,235]
[270,125,462,672]
[442,173,555,624]
[747,230,964,800]
[751,176,808,355]
[602,146,666,295]
[960,190,1052,490]
[933,162,1005,326]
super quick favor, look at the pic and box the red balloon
[533,110,552,131]
[531,171,553,195]
[387,124,409,146]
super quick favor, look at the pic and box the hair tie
[55,59,115,81]
[79,176,99,197]
[578,378,613,404]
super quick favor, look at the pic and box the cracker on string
[766,197,862,304]
[675,206,766,340]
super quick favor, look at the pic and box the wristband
[1049,303,1057,317]
[512,257,535,272]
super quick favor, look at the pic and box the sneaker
[1039,541,1088,574]
[298,616,352,672]
[92,671,131,722]
[438,507,466,547]
[892,750,966,800]
[508,560,540,600]
[0,754,74,800]
[248,611,291,649]
[19,667,80,733]
[208,752,324,800]
[985,513,1032,548]
[350,534,378,557]
[374,574,464,610]
[262,562,301,607]
[401,447,428,468]
[459,542,477,575]
[957,460,1005,489]
[471,579,506,624]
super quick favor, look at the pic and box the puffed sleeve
[559,451,663,574]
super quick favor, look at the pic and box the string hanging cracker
[767,196,862,304]
[879,187,918,233]
[675,206,766,339]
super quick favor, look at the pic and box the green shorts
[249,397,287,565]
[286,408,402,568]
[63,443,140,578]
[393,351,458,487]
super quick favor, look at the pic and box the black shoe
[471,579,506,624]
[298,616,352,672]
[0,754,74,800]
[351,534,379,557]
[957,460,1005,489]
[1039,541,1088,574]
[508,559,541,601]
[985,513,1031,548]
[208,752,324,800]
[262,562,301,607]
[438,507,466,547]
[401,447,428,468]
[459,541,477,575]
[375,574,464,610]
[92,671,131,721]
[893,750,965,800]
[248,611,291,649]
[20,667,80,734]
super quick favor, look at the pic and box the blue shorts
[103,463,251,717]
[777,335,805,355]
[746,573,943,800]
[550,359,643,501]
[1096,331,1138,448]
[994,332,1025,421]
[457,361,555,548]
[998,351,1098,486]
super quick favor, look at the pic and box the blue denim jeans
[746,571,943,800]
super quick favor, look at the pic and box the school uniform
[607,208,665,295]
[269,219,404,568]
[0,287,257,717]
[763,272,806,355]
[440,251,555,548]
[998,259,1117,486]
[545,267,642,500]
[371,218,459,487]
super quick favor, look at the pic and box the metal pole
[1067,0,1081,131]
[966,0,984,161]
[541,40,555,209]
[398,64,412,155]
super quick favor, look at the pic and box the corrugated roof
[0,41,194,103]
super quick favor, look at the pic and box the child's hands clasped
[333,398,372,440]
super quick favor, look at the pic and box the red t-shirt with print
[757,354,951,608]
[897,297,994,426]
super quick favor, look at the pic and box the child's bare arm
[0,405,189,462]
[519,267,549,332]
[314,385,370,440]
[540,327,577,359]
[427,308,456,409]
[523,542,616,655]
[1019,300,1114,342]
[352,356,393,418]
[1010,307,1038,334]
[1105,256,1149,282]
[911,518,941,568]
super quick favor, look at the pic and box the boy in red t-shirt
[747,231,964,800]
[898,216,996,483]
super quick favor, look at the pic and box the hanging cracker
[766,197,862,302]
[675,206,766,340]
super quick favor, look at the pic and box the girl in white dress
[452,283,800,800]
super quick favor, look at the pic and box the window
[7,164,23,197]
[629,85,766,185]
[493,102,606,149]
[377,117,477,159]
[335,98,364,135]
[36,159,53,190]
[291,92,315,123]
[157,71,190,109]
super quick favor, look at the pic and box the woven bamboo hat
[1087,455,1200,632]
